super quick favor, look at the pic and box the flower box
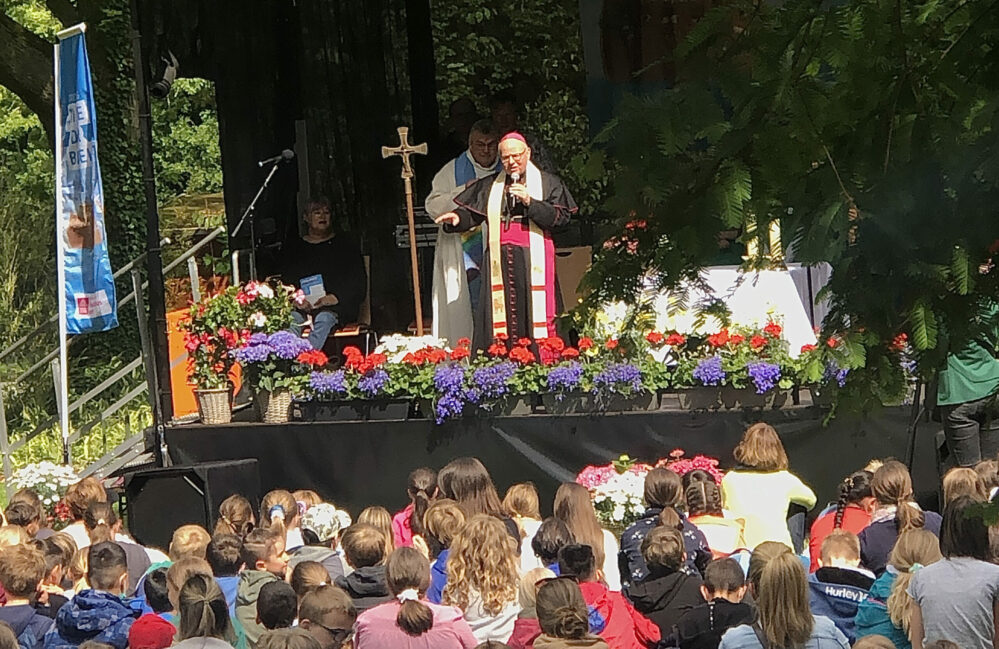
[293,398,412,422]
[721,387,789,410]
[541,391,587,415]
[673,387,724,411]
[590,391,657,412]
[474,395,536,417]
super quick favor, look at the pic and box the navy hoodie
[0,604,54,649]
[333,565,391,613]
[807,566,874,644]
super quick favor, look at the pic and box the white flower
[249,312,267,327]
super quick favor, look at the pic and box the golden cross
[381,127,428,180]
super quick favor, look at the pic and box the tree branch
[0,12,55,141]
[44,0,80,27]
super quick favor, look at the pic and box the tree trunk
[0,13,55,140]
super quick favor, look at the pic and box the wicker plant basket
[195,387,233,424]
[257,388,293,423]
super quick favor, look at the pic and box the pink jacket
[354,599,479,649]
[392,504,415,548]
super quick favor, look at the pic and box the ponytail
[410,490,432,538]
[406,467,439,539]
[397,597,433,636]
[84,502,117,544]
[260,490,298,541]
[894,499,925,533]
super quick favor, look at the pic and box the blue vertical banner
[56,26,118,334]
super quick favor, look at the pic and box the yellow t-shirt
[720,469,816,550]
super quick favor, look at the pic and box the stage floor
[164,404,943,515]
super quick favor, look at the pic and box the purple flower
[235,342,272,363]
[358,368,389,398]
[693,356,726,386]
[822,361,849,388]
[435,392,465,425]
[269,330,311,360]
[548,361,583,397]
[593,362,643,395]
[248,332,269,345]
[310,370,347,396]
[469,362,517,403]
[747,361,781,394]
[434,363,466,394]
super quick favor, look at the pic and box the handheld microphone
[257,149,295,168]
[505,172,521,232]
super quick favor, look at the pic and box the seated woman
[282,197,366,350]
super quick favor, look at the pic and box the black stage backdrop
[165,406,942,517]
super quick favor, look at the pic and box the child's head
[357,507,394,560]
[557,543,596,582]
[7,489,43,532]
[438,457,506,519]
[242,528,289,577]
[257,628,322,649]
[87,541,128,594]
[167,557,213,612]
[30,537,70,587]
[819,529,861,568]
[84,501,119,545]
[553,482,607,574]
[293,490,323,513]
[216,494,256,538]
[169,525,211,561]
[702,557,747,603]
[519,567,555,617]
[406,468,439,538]
[300,504,343,548]
[143,567,172,614]
[257,581,298,630]
[733,422,788,472]
[290,561,332,598]
[340,523,385,569]
[641,526,685,574]
[443,515,519,613]
[886,530,941,634]
[3,502,40,537]
[942,467,986,504]
[422,499,466,559]
[685,480,724,517]
[941,495,991,560]
[747,541,792,597]
[974,460,999,497]
[531,517,574,566]
[536,577,589,640]
[0,543,47,598]
[644,468,683,509]
[261,490,300,537]
[69,548,88,591]
[852,636,897,649]
[834,471,875,527]
[872,460,924,531]
[177,573,233,642]
[206,534,244,577]
[385,547,434,637]
[503,483,541,521]
[298,585,357,649]
[65,477,107,522]
[128,613,177,649]
[47,533,78,575]
[0,624,17,649]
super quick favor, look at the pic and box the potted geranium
[180,287,249,424]
[235,331,326,422]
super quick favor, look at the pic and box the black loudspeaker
[124,460,260,550]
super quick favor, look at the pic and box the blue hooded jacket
[854,571,910,649]
[0,604,54,649]
[42,590,140,649]
[807,567,873,644]
[427,549,449,604]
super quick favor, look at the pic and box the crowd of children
[0,421,994,649]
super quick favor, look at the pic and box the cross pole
[382,126,429,336]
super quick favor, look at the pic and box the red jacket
[579,581,660,649]
[508,617,543,649]
[809,505,871,573]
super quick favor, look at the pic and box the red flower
[509,346,536,365]
[665,333,686,347]
[561,347,580,359]
[450,347,471,361]
[184,333,201,353]
[750,335,767,350]
[669,448,685,459]
[578,337,594,351]
[343,346,362,358]
[236,291,253,305]
[891,333,908,351]
[494,333,509,342]
[646,331,665,345]
[427,348,448,364]
[540,337,566,352]
[402,352,420,365]
[729,333,745,346]
[800,344,817,353]
[605,339,619,350]
[763,321,783,338]
[826,337,839,349]
[297,350,328,366]
[488,343,508,357]
[625,219,648,231]
[517,337,532,348]
[457,337,472,348]
[540,348,560,366]
[368,352,388,367]
[707,330,730,347]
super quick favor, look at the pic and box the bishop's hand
[434,212,460,227]
[508,182,531,206]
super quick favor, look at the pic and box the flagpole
[54,23,87,465]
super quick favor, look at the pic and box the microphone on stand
[257,149,295,168]
[505,172,520,232]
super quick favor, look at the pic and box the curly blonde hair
[443,514,519,615]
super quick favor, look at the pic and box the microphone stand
[231,159,282,281]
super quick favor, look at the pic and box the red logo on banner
[76,296,90,316]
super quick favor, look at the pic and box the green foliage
[584,0,999,407]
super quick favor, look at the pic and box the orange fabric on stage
[167,309,241,418]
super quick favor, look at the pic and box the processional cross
[382,126,429,336]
